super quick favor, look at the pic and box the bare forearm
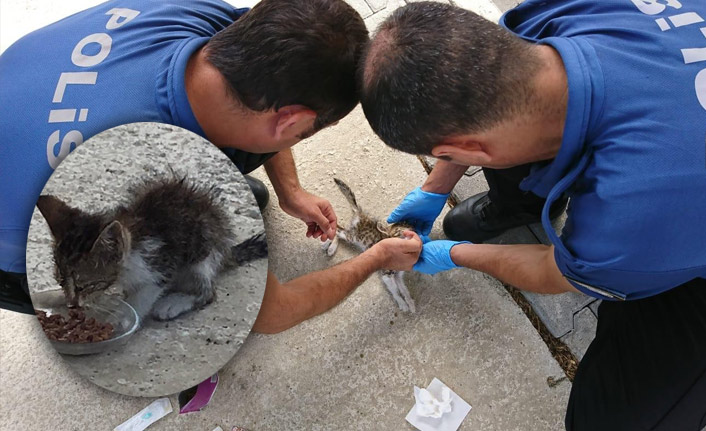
[422,160,469,194]
[450,243,577,294]
[252,248,384,334]
[263,148,301,198]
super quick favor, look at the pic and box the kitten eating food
[323,178,416,312]
[36,176,268,322]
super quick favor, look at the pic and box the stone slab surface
[1,107,570,431]
[557,308,597,361]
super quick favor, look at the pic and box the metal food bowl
[31,289,140,356]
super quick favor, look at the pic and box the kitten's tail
[333,178,361,213]
[229,232,268,266]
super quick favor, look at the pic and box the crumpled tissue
[414,385,452,418]
[406,378,472,431]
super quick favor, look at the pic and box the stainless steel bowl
[32,290,140,355]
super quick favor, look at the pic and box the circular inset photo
[26,122,268,397]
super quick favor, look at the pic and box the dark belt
[0,270,34,314]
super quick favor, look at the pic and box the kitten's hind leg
[381,271,409,312]
[394,271,415,313]
[153,265,216,321]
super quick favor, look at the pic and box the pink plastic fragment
[178,373,219,414]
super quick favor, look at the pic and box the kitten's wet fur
[323,178,416,312]
[36,176,267,321]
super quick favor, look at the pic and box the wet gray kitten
[36,176,267,321]
[323,178,416,312]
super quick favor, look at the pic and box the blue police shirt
[0,0,249,273]
[500,0,706,300]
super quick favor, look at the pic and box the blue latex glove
[413,240,470,275]
[388,187,449,236]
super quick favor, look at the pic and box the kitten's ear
[36,195,73,239]
[91,221,130,261]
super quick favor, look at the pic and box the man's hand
[280,189,337,241]
[413,239,470,275]
[370,231,423,271]
[388,187,449,235]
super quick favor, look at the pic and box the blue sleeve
[554,246,703,301]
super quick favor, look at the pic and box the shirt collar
[166,36,209,138]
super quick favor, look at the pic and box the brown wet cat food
[36,309,114,343]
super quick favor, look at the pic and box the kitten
[36,176,267,322]
[323,178,416,312]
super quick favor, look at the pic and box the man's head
[201,0,368,152]
[360,2,563,168]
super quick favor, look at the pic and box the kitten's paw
[152,294,195,321]
[321,239,331,251]
[406,298,416,313]
[322,238,338,256]
[395,299,410,313]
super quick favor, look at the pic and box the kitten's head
[36,195,130,307]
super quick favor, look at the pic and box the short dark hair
[206,0,369,130]
[359,2,540,155]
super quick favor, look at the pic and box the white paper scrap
[212,427,224,431]
[114,398,173,431]
[405,378,472,431]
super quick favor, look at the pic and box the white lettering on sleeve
[105,8,141,30]
[47,109,89,123]
[681,47,706,64]
[48,109,77,123]
[669,12,704,27]
[71,33,112,67]
[46,130,84,169]
[52,72,98,103]
[631,0,682,15]
[695,69,706,110]
[656,18,671,31]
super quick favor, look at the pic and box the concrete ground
[25,123,268,397]
[1,0,576,430]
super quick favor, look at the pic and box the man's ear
[273,105,317,141]
[431,136,492,166]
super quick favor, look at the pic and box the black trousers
[483,164,547,211]
[484,165,706,430]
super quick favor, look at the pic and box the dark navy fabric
[500,0,706,300]
[0,0,253,273]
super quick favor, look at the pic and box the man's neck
[184,47,259,150]
[531,44,569,159]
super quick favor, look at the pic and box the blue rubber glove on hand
[388,187,449,236]
[413,240,470,275]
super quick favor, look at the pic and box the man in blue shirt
[360,1,706,429]
[0,0,423,332]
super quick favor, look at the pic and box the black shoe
[0,270,34,314]
[443,191,568,243]
[245,175,269,211]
